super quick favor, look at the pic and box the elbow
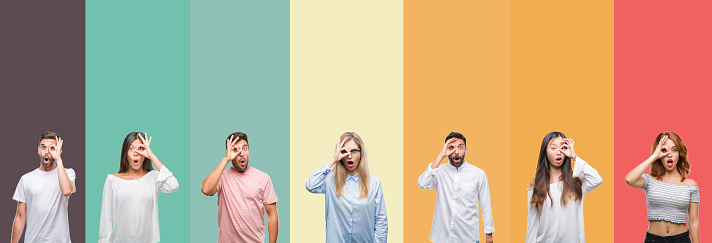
[305,182,317,193]
[623,176,635,187]
[62,187,73,197]
[200,186,215,196]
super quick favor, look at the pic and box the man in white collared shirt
[418,132,495,243]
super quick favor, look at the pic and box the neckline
[649,175,697,188]
[110,171,152,182]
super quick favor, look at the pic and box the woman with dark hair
[99,132,179,243]
[624,132,700,243]
[526,131,603,243]
[305,132,388,243]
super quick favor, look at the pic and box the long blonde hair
[334,132,370,198]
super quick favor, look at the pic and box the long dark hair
[118,132,153,173]
[530,131,582,209]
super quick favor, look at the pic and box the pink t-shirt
[217,167,278,243]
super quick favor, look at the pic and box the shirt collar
[347,173,360,182]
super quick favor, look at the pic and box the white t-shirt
[13,167,76,243]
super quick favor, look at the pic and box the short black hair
[226,132,248,148]
[445,132,466,145]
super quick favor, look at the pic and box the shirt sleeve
[156,166,179,193]
[525,188,539,243]
[641,174,651,191]
[572,157,603,195]
[305,164,331,194]
[373,180,388,243]
[99,176,113,243]
[67,168,77,194]
[12,176,25,203]
[479,172,495,234]
[262,174,278,205]
[691,187,700,203]
[417,163,438,190]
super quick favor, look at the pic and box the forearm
[149,154,164,171]
[267,213,279,243]
[431,154,445,169]
[624,155,655,186]
[56,160,74,196]
[11,217,25,243]
[689,221,700,243]
[201,158,229,195]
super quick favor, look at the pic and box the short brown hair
[39,131,58,142]
[226,132,248,148]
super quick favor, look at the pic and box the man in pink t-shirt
[201,132,279,243]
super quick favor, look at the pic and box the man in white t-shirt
[12,131,76,243]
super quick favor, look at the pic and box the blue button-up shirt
[306,164,388,243]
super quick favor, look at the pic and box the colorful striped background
[1,0,710,242]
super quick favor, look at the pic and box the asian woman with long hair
[526,131,603,242]
[99,132,179,243]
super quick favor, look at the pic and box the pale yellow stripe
[290,1,403,242]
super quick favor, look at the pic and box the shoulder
[529,178,535,188]
[683,178,698,186]
[369,175,382,185]
[249,167,269,177]
[467,163,486,174]
[19,169,39,179]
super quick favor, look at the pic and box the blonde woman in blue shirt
[306,132,388,243]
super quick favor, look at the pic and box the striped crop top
[642,174,700,224]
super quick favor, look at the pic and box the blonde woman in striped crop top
[625,132,700,243]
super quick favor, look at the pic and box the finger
[339,138,347,149]
[148,136,152,146]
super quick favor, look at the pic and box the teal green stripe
[189,0,290,242]
[85,0,190,242]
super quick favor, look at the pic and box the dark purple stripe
[0,1,85,242]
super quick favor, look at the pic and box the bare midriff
[648,221,688,236]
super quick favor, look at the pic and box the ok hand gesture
[49,137,63,161]
[328,138,350,168]
[652,135,670,159]
[224,135,241,161]
[136,132,155,159]
[558,138,576,160]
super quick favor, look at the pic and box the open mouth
[555,157,563,164]
[667,159,674,168]
[133,159,140,165]
[239,158,246,166]
[347,160,355,168]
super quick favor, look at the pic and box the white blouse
[99,166,179,243]
[526,158,603,243]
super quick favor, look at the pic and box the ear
[37,145,41,155]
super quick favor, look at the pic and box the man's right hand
[433,137,457,169]
[224,135,240,162]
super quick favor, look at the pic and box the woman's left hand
[559,138,576,160]
[136,132,155,159]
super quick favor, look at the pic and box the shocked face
[659,138,680,172]
[340,140,361,174]
[231,140,250,172]
[546,137,565,168]
[448,139,466,168]
[38,139,57,170]
[127,139,147,171]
